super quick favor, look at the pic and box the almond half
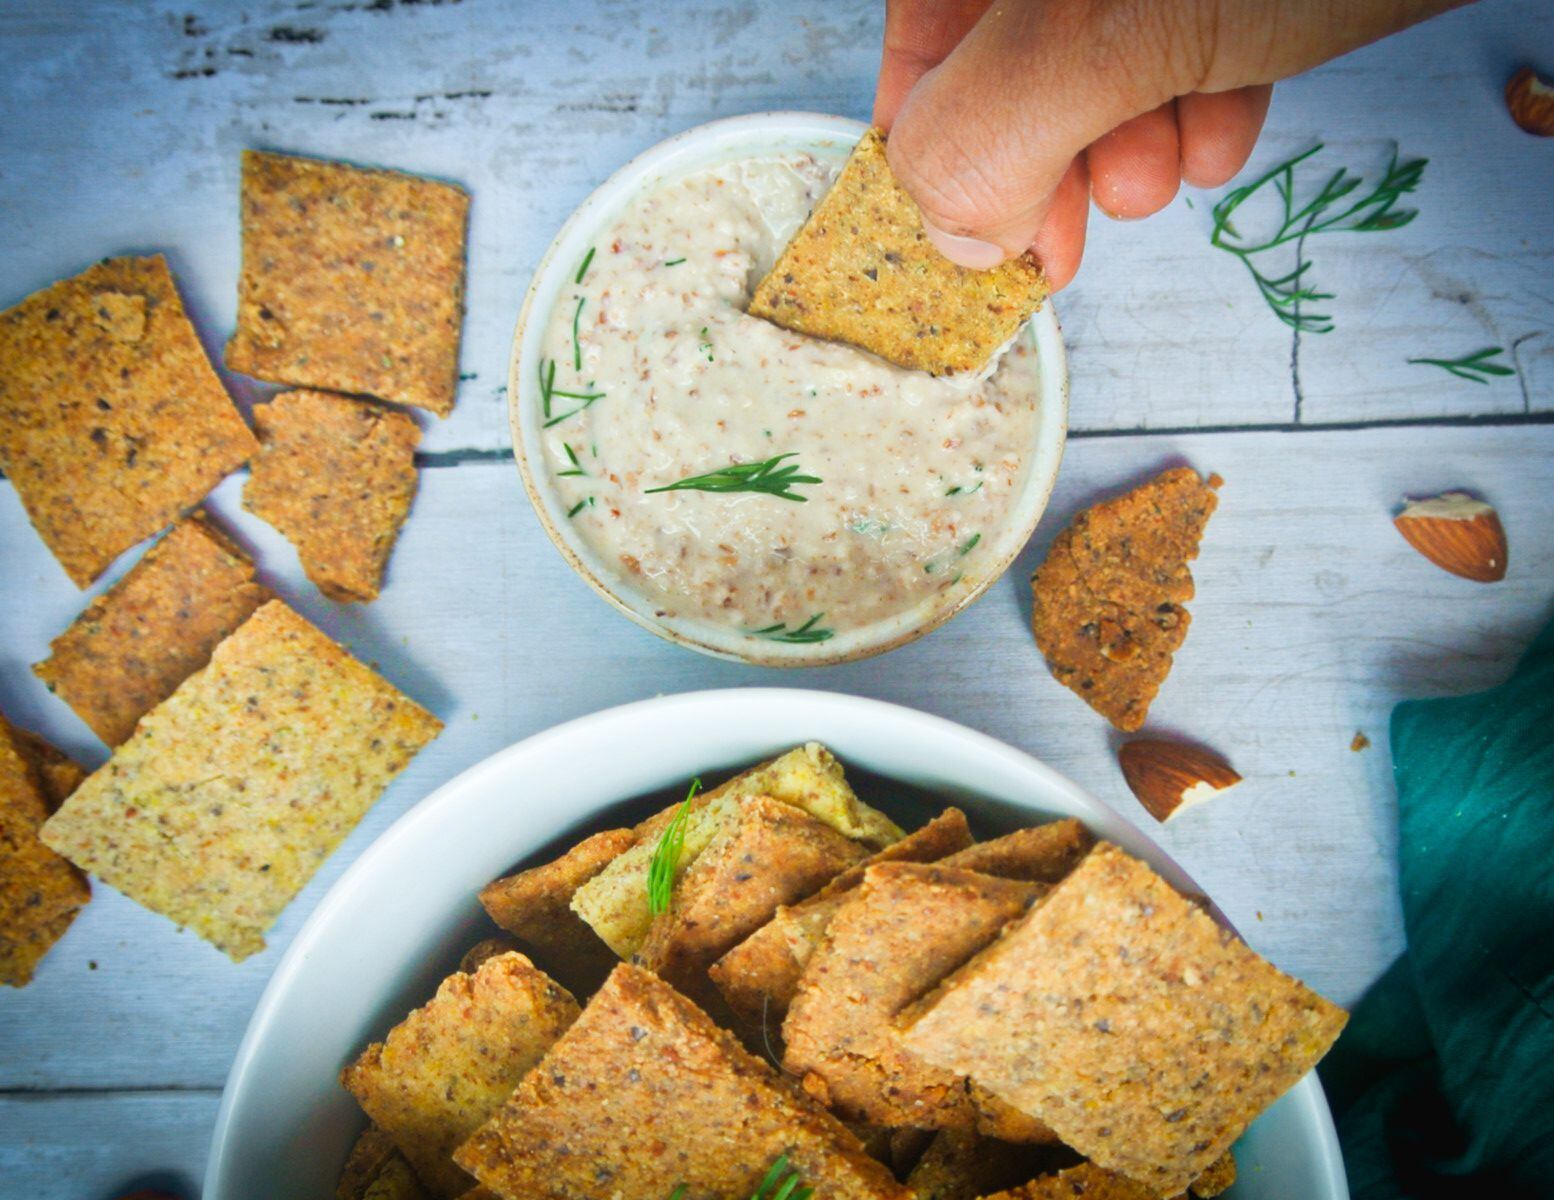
[1506,66,1554,136]
[1393,492,1508,583]
[1118,739,1242,823]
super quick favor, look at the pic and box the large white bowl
[508,113,1069,667]
[205,690,1345,1199]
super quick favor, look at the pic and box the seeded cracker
[0,715,90,986]
[342,952,580,1198]
[453,963,909,1200]
[244,389,421,602]
[898,843,1346,1195]
[336,1126,431,1200]
[1031,468,1220,731]
[10,726,87,810]
[980,1155,1237,1200]
[40,600,442,961]
[34,514,271,745]
[0,255,258,586]
[748,128,1047,376]
[226,150,468,416]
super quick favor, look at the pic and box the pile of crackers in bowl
[0,148,469,982]
[335,744,1346,1200]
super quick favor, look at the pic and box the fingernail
[921,220,1007,270]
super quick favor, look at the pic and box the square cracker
[342,951,580,1198]
[1,715,91,987]
[783,862,1047,1136]
[226,150,469,416]
[1031,467,1219,731]
[749,128,1047,376]
[40,599,441,961]
[938,819,1094,883]
[709,807,972,1023]
[0,255,258,586]
[453,963,909,1200]
[34,514,271,745]
[899,843,1346,1195]
[244,389,420,603]
[571,743,901,959]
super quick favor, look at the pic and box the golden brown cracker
[782,863,1046,1133]
[10,726,86,810]
[456,936,520,975]
[453,963,909,1200]
[337,1125,432,1200]
[749,128,1047,376]
[939,819,1094,884]
[905,1131,1073,1200]
[226,150,468,416]
[0,255,257,586]
[244,389,420,602]
[342,951,580,1198]
[0,715,90,986]
[33,514,271,745]
[1031,468,1220,731]
[41,600,441,961]
[900,843,1346,1195]
[1188,1151,1237,1197]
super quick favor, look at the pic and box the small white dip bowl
[508,112,1069,666]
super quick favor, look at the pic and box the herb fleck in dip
[538,154,1041,642]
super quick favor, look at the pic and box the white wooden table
[1,2,1551,1195]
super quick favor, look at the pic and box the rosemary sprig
[647,778,702,916]
[538,358,557,419]
[1210,143,1426,333]
[959,532,981,555]
[698,325,714,362]
[748,613,834,644]
[565,496,594,518]
[575,246,596,284]
[571,296,586,371]
[645,453,820,503]
[664,256,686,266]
[945,480,983,496]
[665,1155,811,1200]
[557,443,586,477]
[1407,346,1514,384]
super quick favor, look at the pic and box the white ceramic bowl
[204,690,1346,1199]
[508,113,1069,667]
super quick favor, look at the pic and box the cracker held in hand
[454,963,910,1200]
[1031,467,1220,730]
[244,389,420,602]
[749,128,1047,376]
[226,150,469,416]
[342,951,580,1198]
[34,514,271,745]
[899,843,1346,1195]
[0,255,258,586]
[40,600,441,961]
[1,715,90,986]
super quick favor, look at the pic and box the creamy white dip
[538,154,1040,640]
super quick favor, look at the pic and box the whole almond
[1118,739,1242,823]
[1393,493,1507,582]
[1506,66,1554,136]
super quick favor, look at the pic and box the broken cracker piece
[905,1131,1073,1200]
[337,1126,431,1200]
[0,714,90,986]
[33,514,271,745]
[0,255,258,586]
[10,726,86,810]
[1031,467,1220,731]
[899,843,1345,1195]
[750,129,1047,375]
[244,389,420,603]
[457,936,520,975]
[226,150,469,416]
[41,600,441,961]
[939,818,1095,883]
[342,951,579,1198]
[453,963,909,1200]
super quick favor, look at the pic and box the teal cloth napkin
[1320,616,1554,1198]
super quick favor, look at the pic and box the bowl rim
[506,111,1070,667]
[204,688,1347,1200]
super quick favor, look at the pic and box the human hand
[876,0,1469,288]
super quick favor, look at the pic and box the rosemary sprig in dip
[748,613,834,644]
[646,453,820,503]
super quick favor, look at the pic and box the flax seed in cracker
[226,150,469,416]
[34,514,271,746]
[899,843,1345,1196]
[1030,468,1220,731]
[244,389,421,603]
[748,128,1047,376]
[1,715,90,987]
[342,952,580,1198]
[0,255,258,586]
[40,600,442,961]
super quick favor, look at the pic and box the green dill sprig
[538,357,605,428]
[575,246,596,284]
[571,296,586,371]
[645,453,820,503]
[557,443,587,477]
[665,1155,811,1200]
[647,778,702,916]
[1210,143,1426,333]
[1407,346,1514,384]
[748,613,834,644]
[565,496,594,519]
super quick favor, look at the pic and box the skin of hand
[876,0,1471,288]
